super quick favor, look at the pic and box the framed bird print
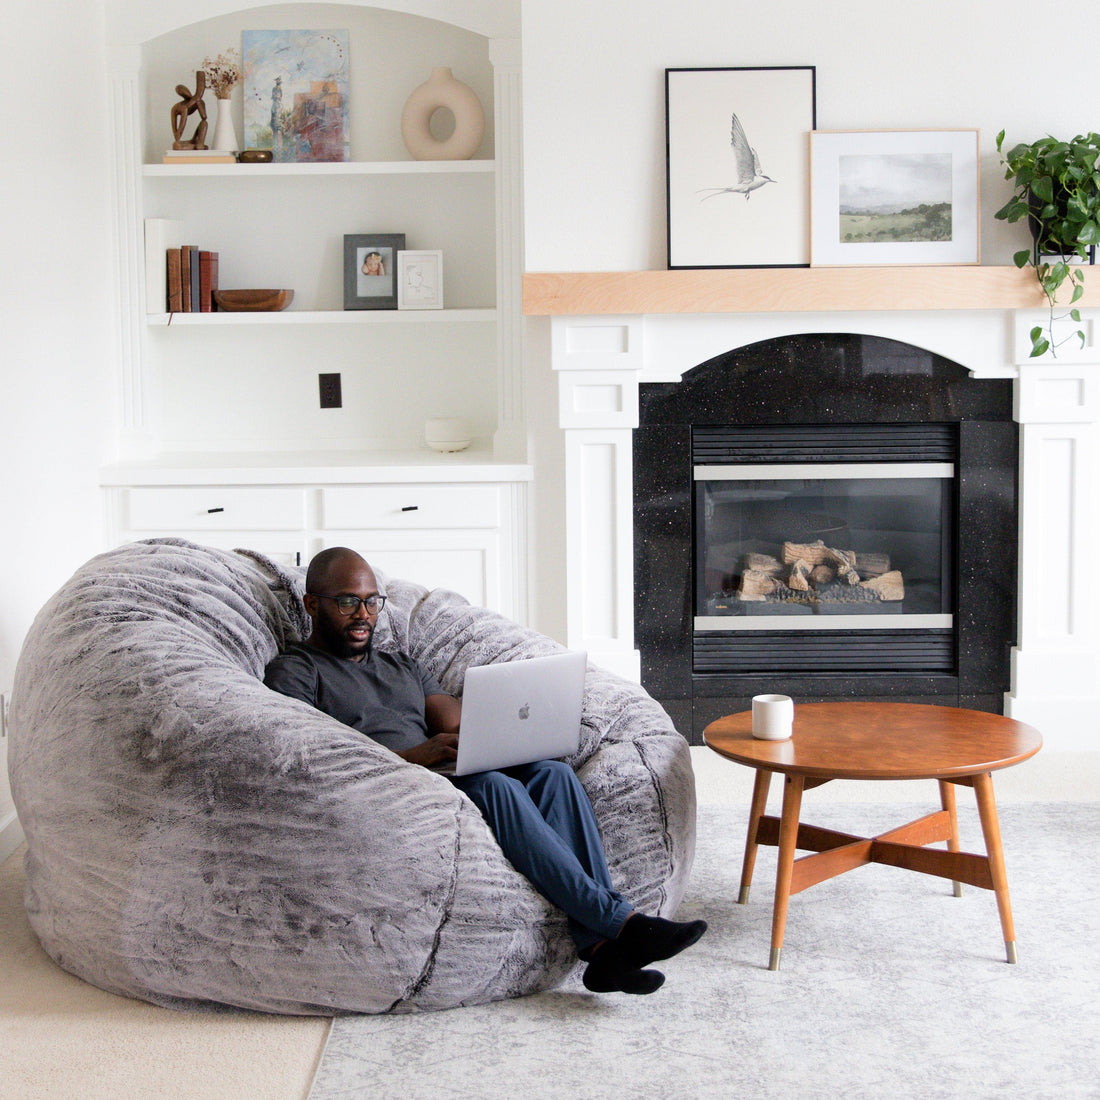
[665,66,816,269]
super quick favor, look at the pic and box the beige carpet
[0,846,329,1100]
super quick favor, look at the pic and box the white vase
[400,67,485,161]
[210,97,239,154]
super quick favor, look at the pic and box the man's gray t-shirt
[263,641,445,753]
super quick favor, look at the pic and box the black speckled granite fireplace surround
[633,333,1018,745]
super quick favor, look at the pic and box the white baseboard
[0,810,25,864]
[691,746,1100,807]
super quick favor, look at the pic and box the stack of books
[162,148,237,165]
[167,245,219,312]
[144,218,220,314]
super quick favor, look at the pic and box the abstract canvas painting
[243,29,350,162]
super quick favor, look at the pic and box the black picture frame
[343,234,405,309]
[665,66,817,269]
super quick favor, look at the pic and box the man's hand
[399,732,459,768]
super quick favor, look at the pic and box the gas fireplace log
[788,560,812,591]
[780,539,894,582]
[737,570,779,601]
[743,552,783,576]
[782,540,834,566]
[853,552,890,577]
[860,570,905,601]
[810,564,835,585]
[782,540,860,580]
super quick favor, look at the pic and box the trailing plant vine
[995,130,1100,357]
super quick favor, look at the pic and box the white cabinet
[105,464,531,620]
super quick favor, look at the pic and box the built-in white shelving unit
[104,2,530,618]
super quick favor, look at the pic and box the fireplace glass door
[695,463,954,631]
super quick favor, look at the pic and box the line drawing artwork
[697,114,776,202]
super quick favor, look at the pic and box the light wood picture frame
[810,129,981,266]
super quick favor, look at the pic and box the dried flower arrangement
[202,48,241,99]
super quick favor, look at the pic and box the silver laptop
[442,650,587,777]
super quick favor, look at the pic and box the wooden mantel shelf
[522,266,1100,316]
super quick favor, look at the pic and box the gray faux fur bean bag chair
[8,539,696,1014]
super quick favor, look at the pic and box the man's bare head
[303,547,380,661]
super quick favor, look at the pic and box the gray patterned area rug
[309,801,1099,1099]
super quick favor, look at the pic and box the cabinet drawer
[125,487,306,531]
[321,485,500,530]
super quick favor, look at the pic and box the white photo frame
[397,250,444,310]
[810,129,980,266]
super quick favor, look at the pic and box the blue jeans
[451,759,633,953]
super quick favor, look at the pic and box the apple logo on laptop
[518,703,530,720]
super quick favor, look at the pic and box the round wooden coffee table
[704,701,1042,970]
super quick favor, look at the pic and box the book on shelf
[199,251,219,312]
[180,246,196,311]
[166,249,183,313]
[162,149,237,165]
[144,218,184,313]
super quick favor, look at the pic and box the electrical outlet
[318,372,342,409]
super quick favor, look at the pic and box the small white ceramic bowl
[424,416,472,452]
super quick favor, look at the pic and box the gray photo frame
[343,234,405,309]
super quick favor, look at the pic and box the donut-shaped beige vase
[401,66,485,161]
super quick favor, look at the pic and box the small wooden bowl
[213,289,294,312]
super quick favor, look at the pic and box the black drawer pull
[207,507,224,514]
[401,505,419,512]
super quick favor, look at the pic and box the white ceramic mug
[752,694,794,740]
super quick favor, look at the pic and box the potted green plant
[994,130,1100,357]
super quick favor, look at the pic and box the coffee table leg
[769,773,805,971]
[938,780,964,897]
[739,769,773,904]
[972,771,1018,963]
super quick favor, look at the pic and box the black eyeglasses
[309,593,387,615]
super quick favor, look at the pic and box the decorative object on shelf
[242,29,350,162]
[809,129,980,267]
[170,71,209,150]
[213,288,294,312]
[343,234,405,310]
[401,67,485,161]
[424,416,472,452]
[238,148,273,163]
[203,48,242,154]
[398,250,444,310]
[665,67,816,269]
[995,129,1100,358]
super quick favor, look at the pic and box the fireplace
[634,333,1017,743]
[693,422,956,669]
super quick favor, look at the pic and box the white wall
[522,0,1100,271]
[0,0,117,852]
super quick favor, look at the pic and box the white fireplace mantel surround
[532,292,1099,756]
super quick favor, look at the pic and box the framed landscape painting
[243,29,350,162]
[810,129,980,265]
[665,66,817,269]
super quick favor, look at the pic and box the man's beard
[315,615,373,660]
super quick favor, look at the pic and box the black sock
[613,915,708,969]
[582,956,665,995]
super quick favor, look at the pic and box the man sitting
[264,547,706,995]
